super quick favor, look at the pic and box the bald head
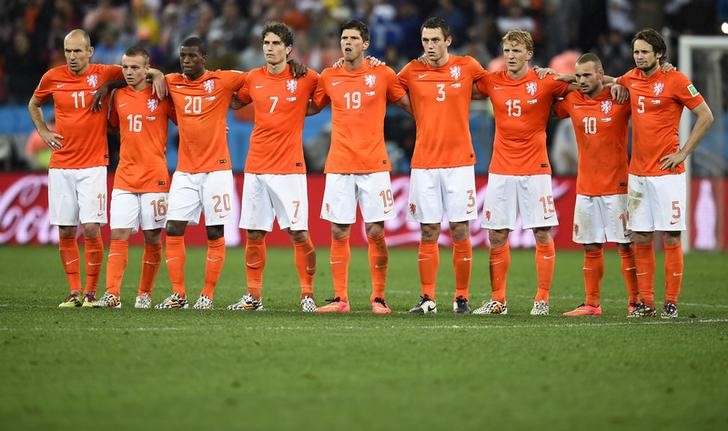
[64,29,93,75]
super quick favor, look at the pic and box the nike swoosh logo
[144,261,159,265]
[672,272,683,277]
[427,305,436,312]
[56,84,65,88]
[207,257,221,262]
[218,214,229,219]
[462,257,472,261]
[493,85,501,90]
[64,258,79,265]
[670,220,680,225]
[88,262,102,266]
[625,267,636,271]
[175,85,184,88]
[154,217,165,222]
[542,255,555,260]
[330,260,343,264]
[118,103,127,108]
[108,253,120,258]
[383,209,392,214]
[636,272,648,276]
[255,85,264,89]
[332,81,342,86]
[490,259,503,265]
[466,209,475,214]
[374,264,387,269]
[544,215,555,220]
[306,266,315,272]
[418,73,428,78]
[165,257,179,263]
[246,260,263,267]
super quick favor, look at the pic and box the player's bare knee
[165,220,186,237]
[584,243,603,252]
[247,229,267,241]
[365,222,384,238]
[663,231,682,246]
[449,222,469,242]
[82,223,101,238]
[287,229,308,243]
[331,223,351,240]
[533,227,552,244]
[420,223,440,242]
[206,225,224,240]
[111,228,132,241]
[58,225,77,238]
[142,228,162,244]
[488,229,509,248]
[632,231,653,244]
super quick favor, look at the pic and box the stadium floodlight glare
[721,22,728,34]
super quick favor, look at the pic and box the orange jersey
[166,69,246,173]
[109,86,176,193]
[616,69,705,176]
[398,55,487,169]
[554,88,631,196]
[476,70,569,175]
[237,65,319,174]
[33,63,123,169]
[313,64,406,173]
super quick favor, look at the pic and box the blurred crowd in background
[0,0,726,174]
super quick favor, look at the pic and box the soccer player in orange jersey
[611,29,713,318]
[225,22,319,312]
[28,29,124,308]
[472,30,569,316]
[552,53,640,316]
[154,36,247,309]
[397,17,487,314]
[310,20,411,314]
[90,47,176,309]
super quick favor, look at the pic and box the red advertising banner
[1,173,725,250]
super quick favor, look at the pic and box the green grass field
[1,245,727,431]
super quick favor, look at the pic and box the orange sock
[245,237,266,300]
[489,242,510,303]
[165,235,186,298]
[201,237,226,299]
[138,242,162,295]
[583,248,604,307]
[634,242,655,308]
[618,247,640,304]
[330,235,350,302]
[59,237,82,294]
[452,238,472,301]
[105,239,128,297]
[535,240,555,302]
[293,237,316,298]
[367,234,388,302]
[418,240,439,299]
[663,241,684,304]
[84,236,104,295]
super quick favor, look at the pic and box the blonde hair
[501,30,533,52]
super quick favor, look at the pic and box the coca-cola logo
[0,175,57,244]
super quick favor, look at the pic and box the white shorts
[407,166,477,223]
[167,170,234,226]
[110,189,168,233]
[48,167,107,226]
[573,194,630,244]
[481,173,559,230]
[239,173,309,231]
[628,173,686,232]
[321,172,395,224]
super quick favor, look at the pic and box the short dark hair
[576,52,603,71]
[180,36,207,56]
[340,19,369,42]
[632,28,667,62]
[421,16,451,40]
[123,46,150,62]
[262,21,294,47]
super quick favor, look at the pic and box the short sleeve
[222,69,247,91]
[466,56,488,81]
[553,99,570,119]
[108,90,120,128]
[166,98,177,125]
[475,74,489,97]
[33,70,55,102]
[385,67,406,102]
[312,72,330,108]
[236,74,252,104]
[670,71,705,110]
[397,63,411,91]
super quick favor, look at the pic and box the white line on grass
[1,318,727,332]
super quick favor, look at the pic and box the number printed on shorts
[150,198,167,218]
[96,193,106,216]
[379,189,394,213]
[466,189,476,213]
[619,212,628,234]
[671,200,681,219]
[539,195,555,219]
[212,193,231,213]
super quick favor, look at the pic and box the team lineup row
[27,17,713,318]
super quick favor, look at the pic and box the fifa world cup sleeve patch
[687,84,699,97]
